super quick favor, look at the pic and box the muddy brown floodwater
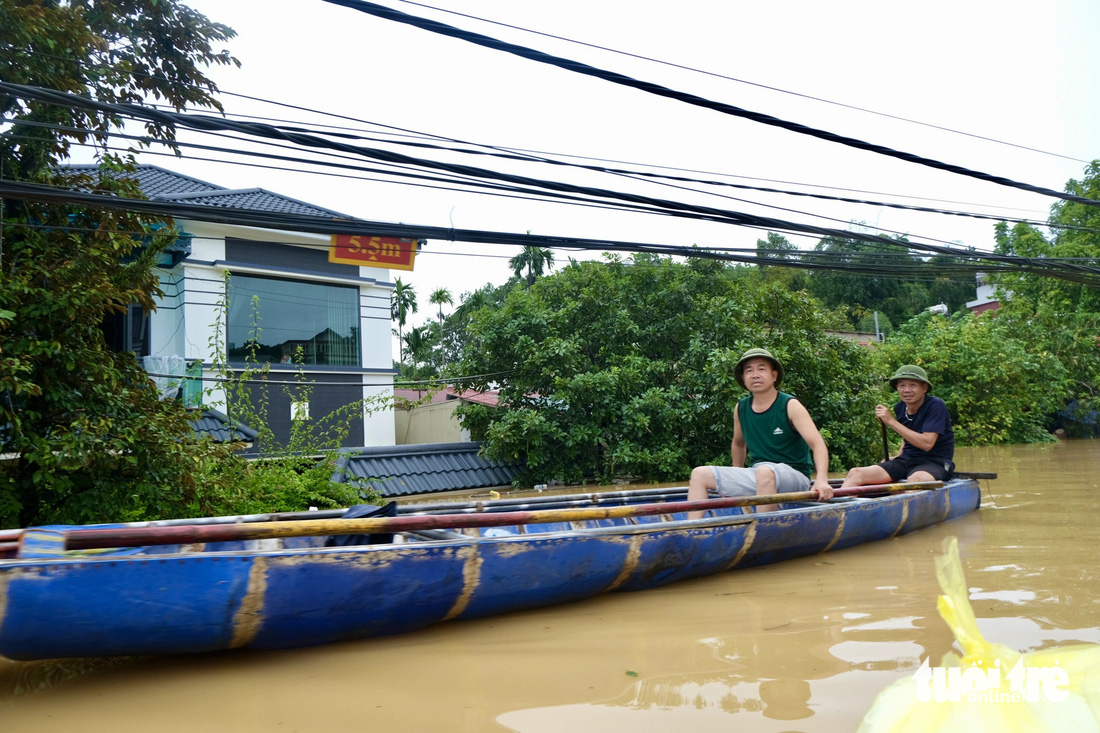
[3,440,1099,732]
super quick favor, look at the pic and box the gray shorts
[710,462,811,497]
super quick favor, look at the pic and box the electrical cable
[320,0,1100,209]
[7,46,1062,218]
[10,117,1075,236]
[2,82,1075,263]
[4,178,1098,286]
[144,370,516,388]
[388,0,1091,165]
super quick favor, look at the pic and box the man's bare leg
[687,466,716,520]
[755,465,777,512]
[840,465,891,489]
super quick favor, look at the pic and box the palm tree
[390,277,417,365]
[509,245,555,287]
[428,287,453,327]
[402,325,432,379]
[463,289,490,311]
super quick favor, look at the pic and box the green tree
[431,282,516,372]
[0,1,238,527]
[806,234,931,326]
[401,325,435,380]
[452,254,881,485]
[753,232,810,290]
[755,231,799,261]
[389,277,417,366]
[925,253,981,313]
[991,161,1100,433]
[508,244,556,287]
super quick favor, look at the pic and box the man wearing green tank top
[688,348,832,517]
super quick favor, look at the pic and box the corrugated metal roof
[188,409,259,445]
[332,442,523,498]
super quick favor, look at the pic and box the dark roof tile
[61,164,357,219]
[189,409,258,445]
[332,442,523,498]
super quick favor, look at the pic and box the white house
[83,164,398,449]
[965,272,1003,314]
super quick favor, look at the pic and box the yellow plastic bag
[858,537,1100,732]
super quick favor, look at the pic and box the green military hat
[888,364,932,393]
[734,348,784,389]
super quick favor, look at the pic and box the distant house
[76,164,399,450]
[393,387,500,445]
[966,273,1003,314]
[826,330,878,346]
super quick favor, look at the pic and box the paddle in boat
[0,477,984,661]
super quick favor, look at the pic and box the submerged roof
[62,164,356,219]
[332,442,522,498]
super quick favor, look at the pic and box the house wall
[150,221,397,449]
[970,301,1000,314]
[965,280,1004,313]
[395,400,471,445]
[236,371,365,453]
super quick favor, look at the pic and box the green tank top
[738,392,813,478]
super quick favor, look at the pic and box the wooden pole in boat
[881,420,891,462]
[60,481,944,551]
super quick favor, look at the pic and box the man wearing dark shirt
[841,365,955,487]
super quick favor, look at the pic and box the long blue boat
[0,479,980,661]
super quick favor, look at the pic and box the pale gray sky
[113,1,1100,329]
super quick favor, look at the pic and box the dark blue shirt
[895,396,955,463]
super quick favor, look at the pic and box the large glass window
[227,274,360,366]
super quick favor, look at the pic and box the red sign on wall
[329,235,418,271]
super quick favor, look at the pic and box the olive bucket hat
[734,348,784,389]
[888,364,932,393]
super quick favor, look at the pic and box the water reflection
[0,656,137,699]
[3,440,1100,732]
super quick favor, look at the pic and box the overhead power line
[4,177,1100,287]
[7,45,1062,219]
[390,0,1090,165]
[10,117,1080,239]
[321,0,1100,209]
[2,81,1077,262]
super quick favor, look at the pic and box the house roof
[331,441,522,497]
[188,409,259,445]
[62,164,356,219]
[393,387,501,407]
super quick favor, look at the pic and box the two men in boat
[687,352,957,515]
[687,348,832,517]
[841,364,955,488]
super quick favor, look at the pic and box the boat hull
[0,480,980,660]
